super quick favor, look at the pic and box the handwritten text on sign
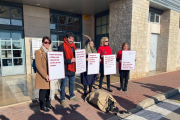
[104,55,116,75]
[87,53,100,75]
[75,49,86,74]
[121,51,136,70]
[47,52,65,80]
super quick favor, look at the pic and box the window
[0,5,23,26]
[51,34,81,50]
[50,12,82,49]
[149,12,160,24]
[96,15,109,35]
[50,14,81,32]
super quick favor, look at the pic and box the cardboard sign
[87,53,100,75]
[75,49,86,74]
[104,55,116,75]
[121,51,136,70]
[47,52,65,80]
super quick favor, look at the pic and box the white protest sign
[87,53,100,75]
[104,55,116,75]
[47,52,65,80]
[75,49,86,74]
[121,51,136,70]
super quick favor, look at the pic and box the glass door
[0,30,26,76]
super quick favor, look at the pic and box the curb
[106,86,180,120]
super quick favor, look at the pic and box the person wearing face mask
[97,37,113,92]
[116,42,130,92]
[35,36,54,112]
[81,39,98,96]
[58,32,79,108]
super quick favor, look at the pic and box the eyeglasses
[105,41,109,42]
[44,42,50,44]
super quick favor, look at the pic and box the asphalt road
[123,94,180,120]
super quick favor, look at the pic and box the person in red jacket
[97,37,113,92]
[116,42,130,92]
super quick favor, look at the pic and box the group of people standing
[35,32,131,112]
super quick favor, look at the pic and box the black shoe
[84,91,88,97]
[117,87,123,91]
[89,91,92,93]
[41,106,50,112]
[46,104,54,110]
[123,87,127,92]
[99,87,102,90]
[108,89,113,92]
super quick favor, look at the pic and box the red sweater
[97,46,111,64]
[116,50,129,70]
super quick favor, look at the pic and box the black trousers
[39,89,50,108]
[99,64,111,89]
[84,85,92,92]
[119,70,130,88]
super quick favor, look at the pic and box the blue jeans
[60,76,75,101]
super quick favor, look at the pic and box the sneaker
[70,97,80,102]
[117,87,123,91]
[61,101,67,108]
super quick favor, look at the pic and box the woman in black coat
[81,39,97,96]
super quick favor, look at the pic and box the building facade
[0,0,180,80]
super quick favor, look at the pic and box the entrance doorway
[149,34,158,71]
[0,30,26,76]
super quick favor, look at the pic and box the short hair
[42,36,51,44]
[66,32,75,38]
[122,42,129,48]
[100,37,108,46]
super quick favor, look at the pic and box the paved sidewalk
[0,70,180,120]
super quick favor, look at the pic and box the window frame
[149,12,161,24]
[0,5,23,26]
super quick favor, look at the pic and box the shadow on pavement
[132,81,173,94]
[0,115,9,120]
[28,101,57,120]
[113,95,136,110]
[53,104,88,120]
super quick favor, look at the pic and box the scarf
[63,38,77,72]
[42,46,52,53]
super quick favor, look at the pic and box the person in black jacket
[58,32,79,108]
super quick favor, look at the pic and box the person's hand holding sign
[71,58,76,63]
[46,75,50,81]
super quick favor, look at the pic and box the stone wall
[167,10,180,72]
[82,15,95,47]
[157,10,179,72]
[177,29,180,69]
[109,0,133,75]
[156,10,170,71]
[130,0,149,79]
[23,5,50,74]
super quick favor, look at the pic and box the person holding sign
[116,42,130,92]
[58,32,79,108]
[97,37,113,92]
[35,36,54,112]
[81,39,97,96]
